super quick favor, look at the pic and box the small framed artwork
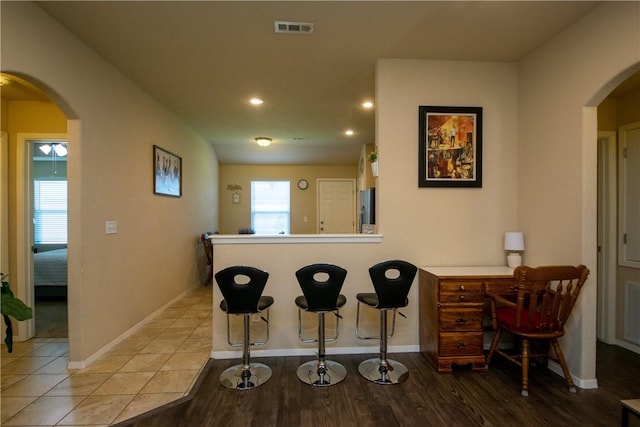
[418,106,483,188]
[153,145,182,197]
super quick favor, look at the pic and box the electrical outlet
[105,221,118,234]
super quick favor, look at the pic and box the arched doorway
[0,72,73,343]
[596,69,640,354]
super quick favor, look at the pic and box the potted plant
[368,150,379,177]
[1,273,33,353]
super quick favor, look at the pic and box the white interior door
[16,133,68,341]
[317,179,356,234]
[1,132,8,274]
[597,131,617,344]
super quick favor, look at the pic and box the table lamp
[504,232,525,267]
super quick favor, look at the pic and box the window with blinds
[251,181,290,235]
[34,180,68,244]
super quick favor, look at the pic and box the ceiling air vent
[275,21,314,34]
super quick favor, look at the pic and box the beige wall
[376,59,519,264]
[219,164,357,234]
[517,1,640,380]
[358,143,376,191]
[1,2,219,363]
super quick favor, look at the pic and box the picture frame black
[153,145,182,197]
[418,106,483,188]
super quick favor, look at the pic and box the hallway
[1,286,212,426]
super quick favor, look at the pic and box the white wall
[517,1,640,381]
[1,2,219,363]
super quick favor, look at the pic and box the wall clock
[297,179,309,190]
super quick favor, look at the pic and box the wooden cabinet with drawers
[419,266,514,373]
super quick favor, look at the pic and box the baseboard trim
[211,344,420,360]
[68,286,197,370]
[547,360,598,389]
[616,338,640,355]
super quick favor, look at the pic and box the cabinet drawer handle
[456,342,467,348]
[456,318,468,325]
[459,295,465,301]
[459,285,465,291]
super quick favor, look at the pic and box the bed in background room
[34,248,67,299]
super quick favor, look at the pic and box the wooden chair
[200,231,216,284]
[485,264,590,396]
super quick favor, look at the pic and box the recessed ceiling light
[362,101,374,109]
[250,98,264,105]
[345,130,355,136]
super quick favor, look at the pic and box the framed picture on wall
[153,145,182,197]
[418,106,483,188]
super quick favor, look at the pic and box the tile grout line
[1,287,213,427]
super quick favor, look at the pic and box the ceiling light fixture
[39,143,67,157]
[54,144,68,156]
[255,137,272,147]
[250,98,264,105]
[37,142,67,175]
[345,130,355,136]
[362,101,374,109]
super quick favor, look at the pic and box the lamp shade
[504,232,525,251]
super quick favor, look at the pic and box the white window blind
[251,181,290,235]
[34,180,68,244]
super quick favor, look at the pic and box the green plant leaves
[1,277,33,353]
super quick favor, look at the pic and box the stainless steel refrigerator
[359,188,375,233]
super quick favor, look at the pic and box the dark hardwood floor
[119,342,640,427]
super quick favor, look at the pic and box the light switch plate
[105,220,117,234]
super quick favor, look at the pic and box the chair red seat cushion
[496,307,559,333]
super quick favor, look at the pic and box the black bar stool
[215,265,274,390]
[294,263,348,386]
[355,260,417,384]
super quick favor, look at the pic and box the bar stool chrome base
[358,358,409,384]
[296,360,347,387]
[219,363,272,390]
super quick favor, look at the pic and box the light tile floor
[1,286,212,426]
